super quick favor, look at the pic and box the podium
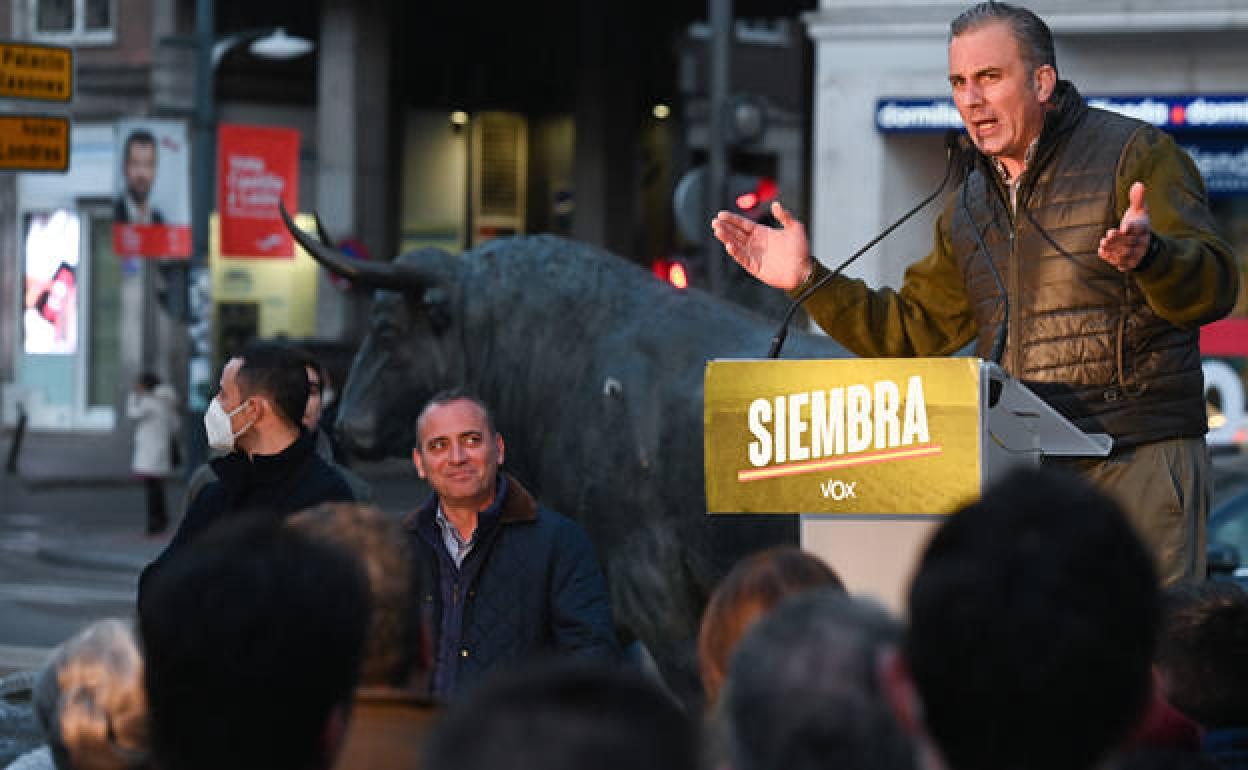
[703,357,1110,611]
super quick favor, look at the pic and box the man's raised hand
[711,202,813,291]
[1098,181,1152,272]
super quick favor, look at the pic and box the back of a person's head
[286,502,427,688]
[699,546,844,705]
[1156,579,1248,728]
[906,465,1159,770]
[1109,748,1226,770]
[236,341,309,430]
[33,618,148,770]
[721,589,913,770]
[423,664,696,770]
[139,520,370,770]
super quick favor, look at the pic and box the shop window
[30,0,114,44]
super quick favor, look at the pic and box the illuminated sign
[1181,140,1248,195]
[23,210,80,354]
[877,94,1248,133]
[0,41,73,102]
[0,114,68,171]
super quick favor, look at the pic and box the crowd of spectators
[6,461,1241,770]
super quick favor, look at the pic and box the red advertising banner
[217,123,300,258]
[113,224,191,258]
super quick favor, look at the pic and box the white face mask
[203,397,253,452]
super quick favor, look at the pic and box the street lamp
[220,28,313,66]
[184,2,314,471]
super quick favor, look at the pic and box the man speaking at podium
[712,2,1238,583]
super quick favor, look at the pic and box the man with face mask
[138,342,360,612]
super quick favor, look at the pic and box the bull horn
[313,213,337,249]
[279,201,420,291]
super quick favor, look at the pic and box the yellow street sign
[0,115,69,171]
[0,41,73,102]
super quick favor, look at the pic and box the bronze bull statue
[282,208,850,701]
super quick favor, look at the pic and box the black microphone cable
[767,129,972,359]
[959,169,1010,365]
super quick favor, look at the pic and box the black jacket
[798,81,1237,448]
[406,474,620,699]
[950,81,1233,446]
[138,431,358,609]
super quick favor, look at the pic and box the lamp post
[183,0,313,471]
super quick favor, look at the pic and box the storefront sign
[877,94,1248,133]
[704,358,982,515]
[0,41,72,102]
[0,114,68,171]
[1180,139,1248,196]
[217,123,300,258]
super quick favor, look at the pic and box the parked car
[1208,484,1248,586]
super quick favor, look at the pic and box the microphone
[767,129,972,358]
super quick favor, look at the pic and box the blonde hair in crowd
[33,618,150,770]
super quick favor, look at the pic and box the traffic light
[651,257,691,290]
[672,166,780,243]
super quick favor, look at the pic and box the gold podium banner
[704,358,982,515]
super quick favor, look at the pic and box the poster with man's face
[112,119,191,258]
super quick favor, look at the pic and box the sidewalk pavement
[2,427,421,577]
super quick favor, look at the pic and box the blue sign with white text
[876,95,1248,133]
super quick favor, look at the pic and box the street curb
[35,541,155,574]
[18,475,141,490]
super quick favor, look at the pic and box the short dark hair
[1156,580,1248,728]
[123,129,157,164]
[235,342,310,429]
[906,465,1158,770]
[950,2,1057,75]
[414,387,497,445]
[423,664,697,770]
[721,589,913,770]
[138,371,161,390]
[139,519,370,770]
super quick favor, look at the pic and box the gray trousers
[1045,437,1210,585]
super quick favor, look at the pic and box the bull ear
[279,202,429,291]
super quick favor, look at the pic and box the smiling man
[404,389,619,700]
[712,2,1238,584]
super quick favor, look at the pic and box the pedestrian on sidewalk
[127,372,178,535]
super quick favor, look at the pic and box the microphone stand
[767,131,971,358]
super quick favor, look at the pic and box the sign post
[704,357,1111,609]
